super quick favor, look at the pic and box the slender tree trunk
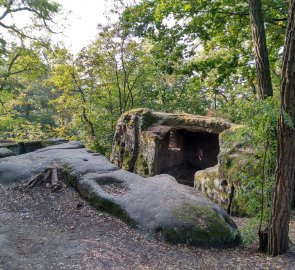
[268,0,295,256]
[71,73,96,141]
[82,107,96,140]
[248,0,273,99]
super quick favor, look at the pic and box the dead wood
[21,163,63,192]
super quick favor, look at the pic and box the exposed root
[21,163,63,192]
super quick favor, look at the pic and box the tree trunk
[82,107,96,141]
[268,0,295,256]
[248,0,273,99]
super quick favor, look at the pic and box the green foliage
[211,98,278,248]
[240,217,260,246]
[121,0,287,106]
[0,0,62,141]
[0,45,57,141]
[0,0,60,46]
[46,27,155,155]
[219,97,278,244]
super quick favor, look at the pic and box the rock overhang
[111,108,234,184]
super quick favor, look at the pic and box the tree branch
[0,0,13,21]
[0,50,22,91]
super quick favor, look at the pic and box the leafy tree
[0,0,61,93]
[47,24,163,154]
[0,0,60,47]
[121,0,287,105]
[0,45,56,140]
[93,23,151,114]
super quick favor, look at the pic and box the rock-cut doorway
[155,129,220,186]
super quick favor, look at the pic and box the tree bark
[268,0,295,256]
[248,0,273,99]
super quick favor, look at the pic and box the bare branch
[0,0,13,21]
[0,50,22,91]
[271,17,288,22]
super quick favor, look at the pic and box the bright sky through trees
[0,0,114,53]
[56,0,113,52]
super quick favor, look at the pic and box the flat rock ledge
[0,142,240,248]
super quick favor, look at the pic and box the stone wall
[0,138,69,158]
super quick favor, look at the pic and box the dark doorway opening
[156,129,219,186]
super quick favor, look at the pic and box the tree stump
[21,163,63,192]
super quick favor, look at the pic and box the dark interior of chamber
[156,129,219,186]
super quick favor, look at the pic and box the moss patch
[158,203,240,247]
[61,164,79,187]
[218,125,260,215]
[135,154,150,176]
[83,189,137,228]
[141,111,161,131]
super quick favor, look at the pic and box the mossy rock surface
[0,142,240,248]
[112,109,260,216]
[110,108,232,176]
[194,165,231,210]
[161,203,239,247]
[194,125,259,215]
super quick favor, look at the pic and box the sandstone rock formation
[111,108,232,186]
[111,109,253,215]
[0,138,68,156]
[0,141,240,247]
[0,147,15,158]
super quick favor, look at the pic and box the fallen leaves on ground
[0,183,294,270]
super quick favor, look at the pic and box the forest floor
[0,183,295,270]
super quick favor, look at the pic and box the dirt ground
[1,183,295,270]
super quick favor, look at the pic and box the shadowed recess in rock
[156,130,220,186]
